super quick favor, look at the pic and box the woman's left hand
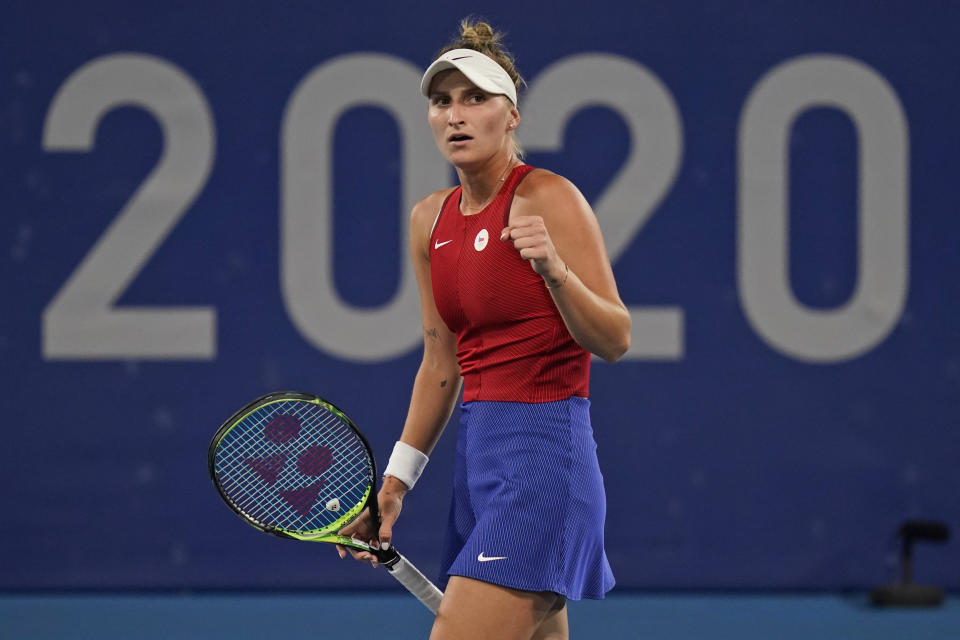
[501,216,567,286]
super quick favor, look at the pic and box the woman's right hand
[336,475,408,568]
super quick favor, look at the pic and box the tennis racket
[208,390,443,613]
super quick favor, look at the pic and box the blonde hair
[438,18,525,158]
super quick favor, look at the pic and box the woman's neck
[457,153,517,214]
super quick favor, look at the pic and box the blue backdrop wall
[2,0,957,591]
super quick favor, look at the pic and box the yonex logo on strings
[244,413,334,517]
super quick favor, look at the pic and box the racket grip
[385,552,444,614]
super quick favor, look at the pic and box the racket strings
[221,404,366,524]
[214,400,373,532]
[284,403,372,520]
[219,406,367,530]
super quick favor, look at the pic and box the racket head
[208,391,381,548]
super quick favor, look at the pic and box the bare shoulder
[513,168,592,224]
[516,168,585,201]
[410,187,457,257]
[411,187,457,228]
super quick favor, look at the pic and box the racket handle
[384,551,444,614]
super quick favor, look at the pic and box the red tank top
[430,165,590,403]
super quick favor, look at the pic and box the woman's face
[426,69,519,168]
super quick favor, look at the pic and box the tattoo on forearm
[440,379,447,388]
[424,327,439,341]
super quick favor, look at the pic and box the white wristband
[383,441,429,490]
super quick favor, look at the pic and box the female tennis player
[338,19,630,639]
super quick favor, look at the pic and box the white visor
[420,48,517,105]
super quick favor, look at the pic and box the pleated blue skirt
[438,397,615,600]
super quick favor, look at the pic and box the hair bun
[461,20,497,46]
[439,18,524,95]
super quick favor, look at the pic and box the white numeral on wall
[42,54,216,359]
[738,55,909,362]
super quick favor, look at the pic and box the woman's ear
[508,107,521,130]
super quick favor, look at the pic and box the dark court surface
[1,592,957,639]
